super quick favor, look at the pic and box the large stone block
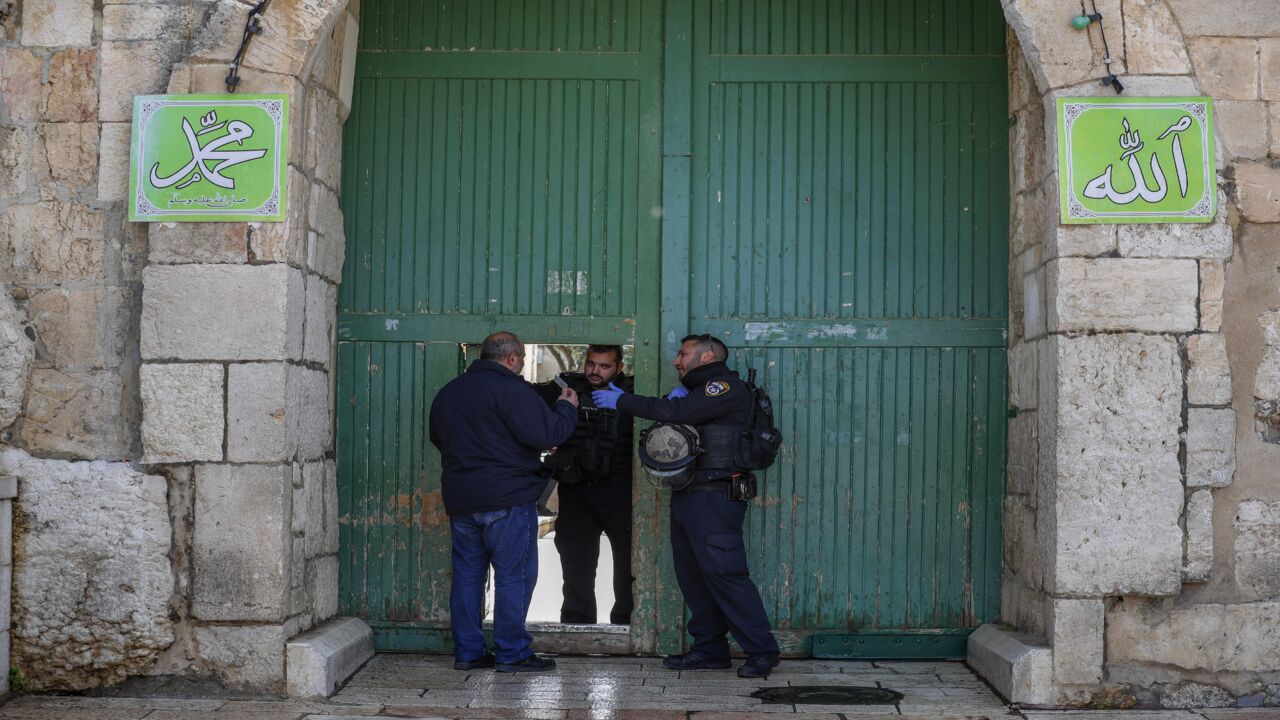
[1048,258,1198,333]
[26,287,130,370]
[302,462,325,558]
[1122,0,1191,74]
[99,41,184,122]
[1264,39,1280,101]
[285,617,374,698]
[227,363,290,462]
[1115,199,1232,259]
[1049,598,1103,685]
[310,555,339,621]
[194,624,286,690]
[1108,599,1280,674]
[0,201,104,284]
[289,365,331,461]
[20,0,92,46]
[32,122,96,195]
[97,123,132,202]
[17,368,129,460]
[44,49,98,122]
[1167,0,1280,38]
[142,264,304,361]
[1004,0,1124,91]
[1183,489,1213,582]
[321,460,339,555]
[1215,101,1270,159]
[304,277,336,367]
[193,464,291,622]
[1235,500,1280,598]
[140,363,224,463]
[308,90,344,190]
[1187,38,1259,100]
[1200,260,1225,332]
[1234,161,1280,223]
[0,448,173,691]
[1007,412,1038,498]
[102,4,197,41]
[149,222,249,264]
[0,125,29,200]
[1047,334,1184,596]
[0,48,43,122]
[0,289,34,431]
[1186,334,1232,406]
[1047,224,1115,259]
[250,165,309,267]
[308,181,346,283]
[1185,408,1235,488]
[967,624,1054,706]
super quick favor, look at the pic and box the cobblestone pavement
[0,655,1277,720]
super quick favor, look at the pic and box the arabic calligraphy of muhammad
[129,94,288,223]
[1058,97,1215,224]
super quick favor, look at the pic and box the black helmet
[638,422,702,490]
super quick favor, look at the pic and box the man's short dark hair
[480,331,523,361]
[681,333,728,362]
[586,344,624,365]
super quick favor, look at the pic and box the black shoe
[495,654,557,673]
[737,654,781,678]
[453,652,495,670]
[662,650,732,670]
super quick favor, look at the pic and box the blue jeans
[449,501,538,664]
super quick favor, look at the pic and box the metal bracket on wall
[226,0,272,93]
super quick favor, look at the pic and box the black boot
[495,654,557,673]
[662,650,732,670]
[737,654,780,678]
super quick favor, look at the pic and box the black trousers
[670,484,779,659]
[553,481,634,624]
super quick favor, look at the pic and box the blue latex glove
[666,385,690,399]
[592,382,624,409]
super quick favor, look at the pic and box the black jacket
[429,359,578,516]
[535,373,635,486]
[617,361,752,482]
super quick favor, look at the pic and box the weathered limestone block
[1187,38,1258,100]
[310,555,339,622]
[301,462,325,558]
[1186,334,1232,406]
[26,287,130,370]
[0,448,173,691]
[0,126,30,200]
[102,4,198,41]
[1215,101,1270,159]
[142,264,304,361]
[1235,500,1280,598]
[1048,334,1184,596]
[140,363,224,463]
[308,90,344,189]
[1009,341,1037,411]
[1234,161,1280,223]
[0,201,104,284]
[1002,496,1037,578]
[0,288,34,430]
[1273,105,1280,159]
[1167,0,1280,38]
[1048,258,1198,333]
[227,363,290,462]
[194,624,286,690]
[0,48,43,122]
[1185,408,1236,487]
[97,123,132,202]
[44,49,98,122]
[1049,598,1103,685]
[1200,260,1225,332]
[99,41,185,123]
[1006,412,1038,498]
[304,277,336,367]
[1108,599,1280,675]
[1122,0,1191,74]
[321,459,339,555]
[250,166,309,267]
[289,365,331,461]
[193,464,291,622]
[1048,225,1115,259]
[1116,198,1232,259]
[1003,0,1123,91]
[20,0,93,47]
[17,368,129,460]
[34,122,98,195]
[149,222,249,264]
[1264,39,1280,101]
[1022,268,1045,340]
[308,181,346,283]
[1183,489,1213,582]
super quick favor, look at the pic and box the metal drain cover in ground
[751,685,904,705]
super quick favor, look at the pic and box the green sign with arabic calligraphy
[1058,97,1215,224]
[129,94,288,222]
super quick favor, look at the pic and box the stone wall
[0,0,354,693]
[998,0,1280,707]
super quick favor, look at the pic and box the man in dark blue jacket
[429,331,579,673]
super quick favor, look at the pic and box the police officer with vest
[536,345,635,625]
[592,334,781,679]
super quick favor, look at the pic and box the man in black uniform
[592,334,781,679]
[535,345,635,625]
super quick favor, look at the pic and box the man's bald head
[480,331,524,365]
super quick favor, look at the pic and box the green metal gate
[339,0,1008,658]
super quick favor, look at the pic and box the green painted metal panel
[685,0,1008,639]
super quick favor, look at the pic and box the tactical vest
[557,373,634,483]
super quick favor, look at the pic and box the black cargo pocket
[704,532,749,576]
